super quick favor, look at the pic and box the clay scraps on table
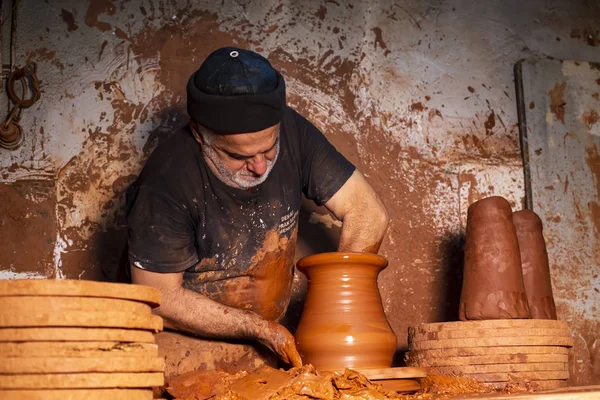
[164,366,555,399]
[165,364,407,399]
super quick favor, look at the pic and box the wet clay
[512,210,558,320]
[293,252,397,370]
[166,364,409,399]
[459,197,531,320]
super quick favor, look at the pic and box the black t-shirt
[126,107,355,321]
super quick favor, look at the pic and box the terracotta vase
[512,210,558,320]
[459,196,531,320]
[294,252,397,371]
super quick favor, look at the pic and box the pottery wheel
[406,320,572,388]
[0,389,154,400]
[0,280,160,307]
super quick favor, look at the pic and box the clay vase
[459,196,531,320]
[294,252,397,371]
[513,210,558,320]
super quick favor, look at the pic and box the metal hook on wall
[0,62,41,150]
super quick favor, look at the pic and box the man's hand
[255,321,303,367]
[131,265,302,367]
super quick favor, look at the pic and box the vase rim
[296,252,388,271]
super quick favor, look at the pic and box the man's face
[195,123,280,189]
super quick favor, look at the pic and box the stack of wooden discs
[405,319,573,390]
[0,279,165,400]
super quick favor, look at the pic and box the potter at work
[125,47,390,376]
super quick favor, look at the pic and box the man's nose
[247,154,267,176]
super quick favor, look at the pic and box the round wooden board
[405,352,568,367]
[0,389,153,400]
[409,336,574,351]
[0,280,160,307]
[352,367,427,380]
[428,362,568,375]
[0,342,158,358]
[0,357,165,373]
[0,312,163,332]
[410,328,571,341]
[0,372,164,389]
[0,328,156,343]
[376,379,420,393]
[0,297,152,315]
[412,320,568,333]
[460,370,569,382]
[483,379,568,391]
[405,346,569,359]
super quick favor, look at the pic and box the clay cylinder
[512,210,557,320]
[459,196,531,320]
[294,252,397,371]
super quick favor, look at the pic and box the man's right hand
[255,321,303,368]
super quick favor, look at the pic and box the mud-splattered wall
[0,0,598,385]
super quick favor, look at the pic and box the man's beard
[201,142,280,189]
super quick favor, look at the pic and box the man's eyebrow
[223,149,252,160]
[222,136,279,159]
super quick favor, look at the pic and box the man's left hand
[255,321,303,367]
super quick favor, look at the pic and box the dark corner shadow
[392,230,466,367]
[99,106,188,284]
[438,230,466,322]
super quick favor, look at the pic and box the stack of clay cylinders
[0,279,165,400]
[459,196,558,321]
[406,197,568,390]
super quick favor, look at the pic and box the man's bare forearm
[323,170,390,254]
[337,199,389,253]
[130,265,302,366]
[156,285,269,341]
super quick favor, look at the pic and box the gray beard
[201,142,280,189]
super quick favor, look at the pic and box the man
[127,47,389,375]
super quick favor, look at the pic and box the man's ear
[189,119,203,145]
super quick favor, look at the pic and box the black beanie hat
[187,47,286,134]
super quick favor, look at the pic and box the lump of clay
[512,210,557,320]
[459,196,531,320]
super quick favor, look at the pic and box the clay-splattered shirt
[126,107,355,321]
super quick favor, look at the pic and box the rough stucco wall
[518,58,600,386]
[0,0,598,384]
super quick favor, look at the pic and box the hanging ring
[7,62,41,108]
